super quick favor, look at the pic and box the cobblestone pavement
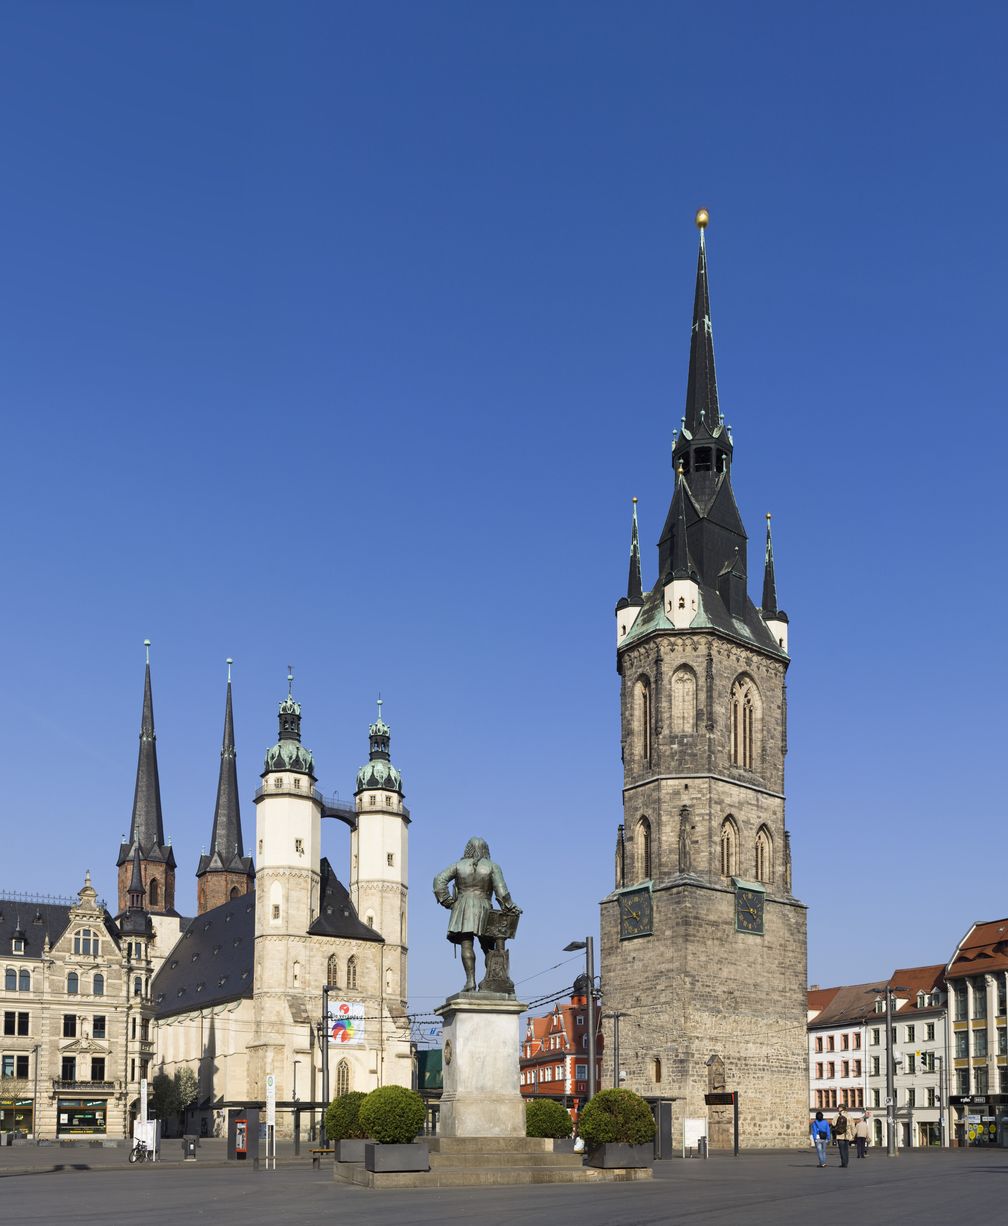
[1,1147,1005,1225]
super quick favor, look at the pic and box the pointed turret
[761,514,790,653]
[117,642,176,914]
[671,462,691,580]
[120,843,152,939]
[197,660,255,914]
[616,499,646,643]
[128,843,145,909]
[627,498,643,603]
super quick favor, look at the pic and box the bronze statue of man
[433,836,520,993]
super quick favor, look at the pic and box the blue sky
[1,2,1006,1012]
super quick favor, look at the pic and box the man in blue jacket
[810,1111,832,1166]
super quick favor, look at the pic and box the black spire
[210,667,243,859]
[683,218,720,435]
[761,514,778,617]
[627,498,643,603]
[129,643,165,854]
[671,462,692,580]
[127,843,145,910]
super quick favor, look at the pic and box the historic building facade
[519,977,603,1103]
[600,213,808,1148]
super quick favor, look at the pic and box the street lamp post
[564,939,597,1101]
[293,1059,302,1156]
[320,985,331,1148]
[871,984,908,1157]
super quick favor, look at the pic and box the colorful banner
[328,1000,365,1045]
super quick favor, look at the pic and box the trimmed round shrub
[525,1098,573,1139]
[577,1089,656,1147]
[358,1085,426,1145]
[325,1091,368,1142]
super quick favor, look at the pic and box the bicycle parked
[129,1138,149,1163]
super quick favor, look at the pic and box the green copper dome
[262,680,315,778]
[354,698,404,796]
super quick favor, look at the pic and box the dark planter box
[336,1139,368,1163]
[364,1142,429,1173]
[587,1142,653,1169]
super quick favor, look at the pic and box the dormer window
[11,938,24,955]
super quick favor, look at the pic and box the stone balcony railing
[52,1079,117,1092]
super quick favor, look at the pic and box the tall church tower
[195,661,255,914]
[602,213,807,1148]
[350,700,409,1007]
[247,675,322,1097]
[117,642,176,915]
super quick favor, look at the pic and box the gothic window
[720,818,738,877]
[346,956,358,990]
[327,955,339,988]
[229,886,240,901]
[671,667,697,734]
[67,972,79,995]
[93,973,104,996]
[636,817,652,880]
[636,678,652,765]
[149,879,160,907]
[292,961,301,987]
[730,676,761,771]
[18,969,30,992]
[336,1059,350,1097]
[754,826,773,884]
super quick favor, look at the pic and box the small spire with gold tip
[144,639,151,665]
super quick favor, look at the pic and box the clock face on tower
[618,887,653,940]
[735,887,765,935]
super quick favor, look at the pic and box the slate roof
[152,857,378,1019]
[151,891,255,1019]
[946,918,1008,979]
[806,980,889,1029]
[0,898,120,955]
[308,858,383,942]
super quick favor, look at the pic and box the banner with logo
[328,1000,365,1045]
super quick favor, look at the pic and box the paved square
[1,1147,1005,1224]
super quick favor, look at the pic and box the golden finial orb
[632,496,638,504]
[695,207,710,230]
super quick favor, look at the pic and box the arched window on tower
[730,676,762,771]
[327,955,339,988]
[336,1059,350,1097]
[346,956,358,990]
[755,826,773,884]
[636,678,652,765]
[720,817,739,877]
[671,667,697,734]
[636,817,652,881]
[149,878,160,907]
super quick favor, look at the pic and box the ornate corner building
[600,216,808,1148]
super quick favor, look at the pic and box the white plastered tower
[350,700,409,1012]
[248,680,321,1102]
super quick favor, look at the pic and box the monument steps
[333,1138,654,1188]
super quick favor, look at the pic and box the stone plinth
[434,994,527,1138]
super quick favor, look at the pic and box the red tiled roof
[807,986,841,1016]
[946,918,1008,979]
[888,965,945,1013]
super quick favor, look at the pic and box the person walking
[810,1111,831,1166]
[834,1106,851,1167]
[854,1112,869,1159]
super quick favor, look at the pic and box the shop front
[56,1097,108,1135]
[950,1095,1008,1147]
[0,1098,33,1134]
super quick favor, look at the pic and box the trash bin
[183,1136,197,1161]
[698,1136,708,1159]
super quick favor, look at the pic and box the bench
[310,1147,335,1169]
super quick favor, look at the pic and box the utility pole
[885,985,897,1156]
[564,938,598,1101]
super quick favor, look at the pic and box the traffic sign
[266,1073,276,1127]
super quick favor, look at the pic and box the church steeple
[671,462,692,580]
[682,208,721,436]
[197,659,255,914]
[117,642,176,915]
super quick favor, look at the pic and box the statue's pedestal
[434,993,527,1138]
